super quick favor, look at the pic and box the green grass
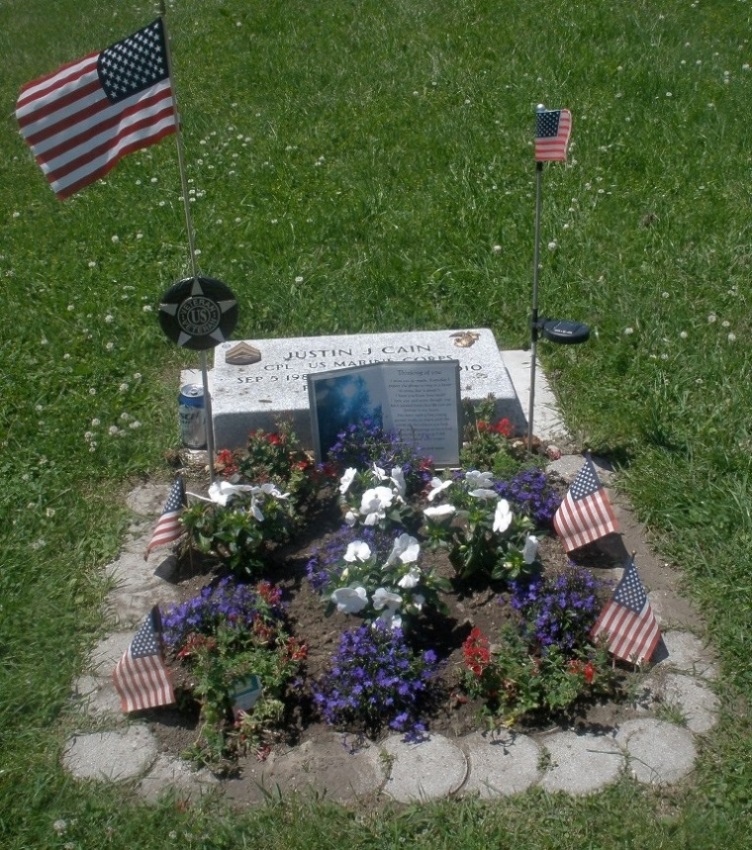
[2,0,752,846]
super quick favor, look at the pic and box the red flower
[583,661,595,685]
[266,432,282,446]
[493,418,514,437]
[462,628,491,677]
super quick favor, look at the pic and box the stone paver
[538,730,624,795]
[136,754,218,803]
[658,630,719,680]
[461,731,541,798]
[615,719,697,786]
[643,671,719,734]
[381,734,468,802]
[63,726,157,782]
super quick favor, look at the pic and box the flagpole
[159,6,216,484]
[528,156,544,455]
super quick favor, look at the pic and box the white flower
[423,504,456,522]
[331,586,368,614]
[338,467,357,495]
[373,609,402,630]
[371,463,388,481]
[469,488,498,500]
[386,533,420,566]
[522,535,539,564]
[464,470,494,489]
[397,566,422,589]
[390,467,406,498]
[408,593,425,613]
[344,510,357,527]
[359,486,394,525]
[207,480,257,506]
[372,587,402,611]
[427,477,453,501]
[344,541,372,563]
[492,499,513,533]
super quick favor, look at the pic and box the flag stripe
[553,457,618,552]
[535,109,572,162]
[591,558,661,664]
[16,19,176,198]
[113,607,175,713]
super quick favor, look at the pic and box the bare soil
[142,477,686,788]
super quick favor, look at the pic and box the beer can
[178,384,207,449]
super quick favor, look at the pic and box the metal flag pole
[160,7,216,483]
[528,153,544,455]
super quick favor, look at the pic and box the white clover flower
[423,503,456,522]
[547,240,557,251]
[111,235,119,244]
[624,327,634,335]
[707,313,717,323]
[119,383,129,392]
[679,331,688,339]
[492,244,502,254]
[295,275,304,283]
[108,425,119,435]
[493,499,513,533]
[372,587,402,611]
[728,332,737,342]
[427,477,453,501]
[89,388,96,395]
[386,533,420,566]
[331,586,368,614]
[105,314,114,323]
[129,420,141,429]
[338,467,357,495]
[105,342,114,351]
[142,305,153,312]
[344,541,372,563]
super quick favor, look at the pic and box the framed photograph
[307,360,462,466]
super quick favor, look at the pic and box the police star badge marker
[158,276,238,351]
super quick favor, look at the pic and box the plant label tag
[231,675,262,712]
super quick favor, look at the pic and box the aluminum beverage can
[178,384,207,449]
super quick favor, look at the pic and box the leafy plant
[327,419,434,497]
[460,626,616,726]
[163,579,306,770]
[421,469,539,582]
[312,623,440,741]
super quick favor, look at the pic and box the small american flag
[591,556,661,664]
[553,456,618,552]
[146,477,186,555]
[113,606,175,713]
[15,18,176,199]
[535,108,572,162]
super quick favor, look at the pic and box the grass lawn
[1,0,751,846]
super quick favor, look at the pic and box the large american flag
[113,606,175,713]
[146,477,186,555]
[535,108,572,162]
[553,456,618,552]
[15,18,176,199]
[591,556,661,664]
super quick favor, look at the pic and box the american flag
[146,477,186,555]
[113,606,175,713]
[535,108,572,162]
[553,456,618,552]
[15,18,176,199]
[591,556,661,664]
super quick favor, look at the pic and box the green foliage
[461,627,617,726]
[3,0,752,845]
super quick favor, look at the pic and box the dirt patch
[142,473,698,805]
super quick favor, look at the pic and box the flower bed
[163,406,626,772]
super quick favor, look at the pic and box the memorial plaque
[204,328,525,451]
